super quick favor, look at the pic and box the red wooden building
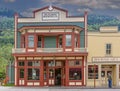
[12,6,88,86]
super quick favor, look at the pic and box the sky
[0,0,120,19]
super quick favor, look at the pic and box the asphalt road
[0,86,120,91]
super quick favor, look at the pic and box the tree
[0,29,14,79]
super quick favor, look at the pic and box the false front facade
[87,26,120,87]
[12,6,88,86]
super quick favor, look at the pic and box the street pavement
[0,86,120,91]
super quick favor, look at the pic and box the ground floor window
[28,68,40,80]
[88,65,98,79]
[69,68,82,80]
[20,69,24,78]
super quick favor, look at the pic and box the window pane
[66,35,71,46]
[58,35,62,48]
[69,60,82,66]
[28,35,34,47]
[48,61,55,67]
[20,69,24,78]
[28,68,40,80]
[69,68,82,80]
[88,65,98,79]
[38,36,42,47]
[28,61,40,66]
[19,61,24,66]
[106,44,111,55]
[49,69,54,78]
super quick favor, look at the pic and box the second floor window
[58,35,62,48]
[66,35,71,46]
[28,35,34,48]
[106,44,111,55]
[75,35,78,47]
[38,36,42,48]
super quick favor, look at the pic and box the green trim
[18,22,84,29]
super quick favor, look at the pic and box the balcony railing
[12,48,87,53]
[12,48,25,53]
[36,48,63,53]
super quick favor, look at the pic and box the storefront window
[28,35,34,48]
[69,60,82,66]
[28,61,40,66]
[88,65,98,79]
[28,68,39,80]
[20,69,24,78]
[69,68,82,80]
[48,61,55,67]
[65,35,71,46]
[19,61,24,66]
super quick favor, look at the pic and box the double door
[44,61,65,86]
[101,65,113,86]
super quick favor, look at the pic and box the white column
[116,64,119,86]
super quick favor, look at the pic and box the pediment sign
[34,6,67,21]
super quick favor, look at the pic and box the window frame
[28,35,34,48]
[65,34,72,47]
[27,60,40,81]
[106,43,112,55]
[69,68,82,80]
[88,65,98,79]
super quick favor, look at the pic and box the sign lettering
[42,12,59,20]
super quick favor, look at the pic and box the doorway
[101,65,114,87]
[55,68,61,86]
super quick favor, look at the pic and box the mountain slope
[0,8,120,31]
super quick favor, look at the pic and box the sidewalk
[11,86,120,89]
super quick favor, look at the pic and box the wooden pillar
[24,58,27,86]
[82,57,84,86]
[40,60,44,86]
[65,59,69,86]
[14,57,18,86]
[63,34,65,52]
[72,31,75,52]
[116,64,119,87]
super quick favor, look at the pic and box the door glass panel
[101,71,105,77]
[49,69,54,78]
